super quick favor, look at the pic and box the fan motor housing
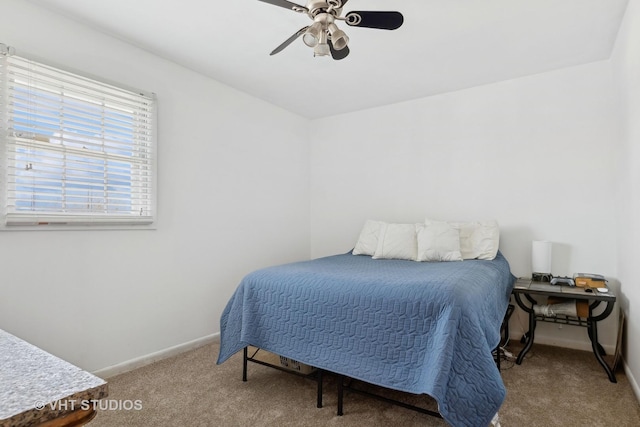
[307,0,341,18]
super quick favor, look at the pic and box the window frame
[0,45,157,231]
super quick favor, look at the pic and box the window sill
[0,223,157,232]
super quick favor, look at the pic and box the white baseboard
[93,333,219,379]
[623,357,640,404]
[508,331,616,355]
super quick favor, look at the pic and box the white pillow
[372,223,418,261]
[440,219,500,260]
[352,220,385,256]
[416,221,463,262]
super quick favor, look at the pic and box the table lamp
[532,240,552,282]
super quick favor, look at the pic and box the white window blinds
[0,47,156,227]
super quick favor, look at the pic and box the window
[0,45,156,228]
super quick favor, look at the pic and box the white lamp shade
[532,241,552,274]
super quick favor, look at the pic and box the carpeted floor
[88,341,640,426]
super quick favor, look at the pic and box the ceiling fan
[259,0,404,60]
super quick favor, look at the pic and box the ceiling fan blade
[345,11,404,30]
[270,27,309,55]
[329,40,350,60]
[257,0,307,12]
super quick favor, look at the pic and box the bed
[217,250,515,427]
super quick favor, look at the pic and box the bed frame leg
[242,347,248,382]
[337,374,344,416]
[317,369,323,408]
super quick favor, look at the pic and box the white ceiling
[27,0,629,119]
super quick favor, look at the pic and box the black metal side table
[512,278,617,383]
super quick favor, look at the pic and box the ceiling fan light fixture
[313,43,330,57]
[328,23,349,50]
[260,0,403,60]
[313,30,330,57]
[303,22,323,47]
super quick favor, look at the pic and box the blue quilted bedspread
[217,252,515,427]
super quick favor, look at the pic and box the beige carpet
[88,341,640,426]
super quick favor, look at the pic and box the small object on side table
[574,273,606,288]
[550,276,575,286]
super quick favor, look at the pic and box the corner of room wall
[609,0,640,402]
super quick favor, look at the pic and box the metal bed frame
[242,347,324,408]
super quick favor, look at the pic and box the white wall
[1,0,635,388]
[310,61,621,352]
[0,0,310,372]
[611,0,640,398]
